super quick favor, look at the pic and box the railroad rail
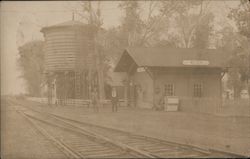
[17,110,84,159]
[17,109,148,158]
[3,100,68,159]
[19,105,244,158]
[9,98,246,158]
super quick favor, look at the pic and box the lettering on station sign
[182,60,209,66]
[137,67,146,72]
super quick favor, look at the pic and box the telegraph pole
[88,1,105,104]
[87,1,93,99]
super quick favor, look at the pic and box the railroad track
[17,109,148,158]
[18,104,244,159]
[3,99,67,159]
[9,98,245,158]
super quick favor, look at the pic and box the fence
[26,97,126,107]
[26,97,249,116]
[27,97,47,104]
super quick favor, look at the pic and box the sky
[0,1,239,95]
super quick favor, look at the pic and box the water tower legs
[46,70,104,106]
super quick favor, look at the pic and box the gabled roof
[114,47,228,72]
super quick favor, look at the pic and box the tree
[215,22,250,97]
[76,1,108,100]
[227,47,248,98]
[228,0,250,94]
[98,27,127,61]
[192,13,214,48]
[17,40,45,96]
[118,1,181,47]
[173,0,214,48]
[119,1,143,46]
[229,0,250,39]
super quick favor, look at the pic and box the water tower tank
[41,20,95,72]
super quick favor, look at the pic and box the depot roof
[114,47,228,72]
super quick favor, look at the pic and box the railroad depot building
[114,47,227,112]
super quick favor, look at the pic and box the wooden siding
[43,28,93,71]
[127,67,223,110]
[130,71,154,108]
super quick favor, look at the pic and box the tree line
[17,0,250,98]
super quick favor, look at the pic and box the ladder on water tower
[75,72,81,99]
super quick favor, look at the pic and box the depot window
[194,83,202,97]
[164,84,174,96]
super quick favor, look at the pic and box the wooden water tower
[41,20,97,104]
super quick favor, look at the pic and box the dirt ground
[17,99,250,157]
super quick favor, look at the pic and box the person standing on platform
[111,87,118,112]
[91,87,99,112]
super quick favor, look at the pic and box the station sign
[137,67,146,72]
[182,60,209,66]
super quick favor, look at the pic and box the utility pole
[95,2,105,104]
[87,1,105,104]
[248,38,250,93]
[87,1,93,99]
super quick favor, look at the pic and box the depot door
[128,85,137,107]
